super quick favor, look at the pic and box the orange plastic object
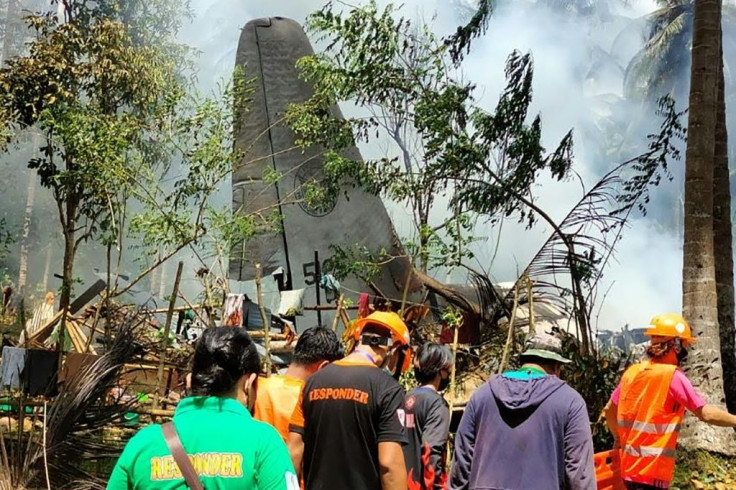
[595,450,625,490]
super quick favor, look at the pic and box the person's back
[450,333,595,490]
[453,374,591,489]
[603,314,736,490]
[290,358,406,490]
[107,327,297,490]
[404,387,449,489]
[108,397,293,489]
[255,375,305,441]
[404,343,452,490]
[255,327,342,442]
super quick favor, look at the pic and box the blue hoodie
[449,371,596,490]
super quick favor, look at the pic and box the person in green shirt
[107,327,298,490]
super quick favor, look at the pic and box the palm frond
[3,312,147,489]
[502,97,685,351]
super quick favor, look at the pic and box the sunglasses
[361,334,392,347]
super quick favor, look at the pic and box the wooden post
[19,297,28,347]
[255,263,272,376]
[154,261,184,409]
[314,250,322,326]
[331,294,344,332]
[400,269,413,315]
[202,271,216,328]
[498,281,521,374]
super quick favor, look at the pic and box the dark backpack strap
[161,422,204,490]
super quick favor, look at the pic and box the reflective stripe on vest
[616,419,681,435]
[617,360,685,486]
[622,445,677,459]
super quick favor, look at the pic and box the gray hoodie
[449,372,596,490]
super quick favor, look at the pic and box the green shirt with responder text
[107,396,298,490]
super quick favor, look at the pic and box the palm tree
[713,34,736,414]
[680,0,736,453]
[623,1,736,106]
[626,0,736,415]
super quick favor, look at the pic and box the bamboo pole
[84,294,103,352]
[498,280,522,374]
[331,294,344,332]
[303,304,359,311]
[147,304,203,314]
[154,261,184,409]
[255,264,272,376]
[445,313,463,471]
[400,269,413,315]
[202,272,216,328]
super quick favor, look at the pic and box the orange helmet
[352,311,412,374]
[645,313,696,345]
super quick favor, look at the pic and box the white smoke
[182,0,684,332]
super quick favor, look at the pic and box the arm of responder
[287,389,306,478]
[379,442,408,490]
[668,369,736,427]
[378,383,408,490]
[564,395,596,490]
[695,405,736,427]
[603,396,619,444]
[423,398,451,490]
[448,395,478,490]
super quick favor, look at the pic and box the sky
[174,0,685,332]
[173,0,688,333]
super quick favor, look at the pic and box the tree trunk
[681,0,736,453]
[58,228,74,351]
[18,133,39,294]
[17,169,36,294]
[42,244,51,292]
[713,32,736,415]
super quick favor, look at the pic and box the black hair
[360,323,393,340]
[191,327,260,397]
[293,326,344,365]
[414,343,453,384]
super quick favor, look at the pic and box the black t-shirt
[404,387,450,490]
[290,359,407,490]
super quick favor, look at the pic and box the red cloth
[358,293,370,318]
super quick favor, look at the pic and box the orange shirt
[254,374,304,442]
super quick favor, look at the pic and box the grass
[672,450,736,489]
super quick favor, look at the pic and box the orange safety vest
[617,360,684,488]
[253,374,304,442]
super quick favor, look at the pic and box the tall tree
[713,31,736,414]
[680,0,736,452]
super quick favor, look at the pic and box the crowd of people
[107,311,736,490]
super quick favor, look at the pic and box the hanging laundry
[0,346,26,390]
[319,274,341,303]
[222,294,245,327]
[358,293,371,318]
[23,349,59,397]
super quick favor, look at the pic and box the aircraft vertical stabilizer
[231,17,412,314]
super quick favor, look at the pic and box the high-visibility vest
[617,360,684,488]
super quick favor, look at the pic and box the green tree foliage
[0,1,263,332]
[287,1,573,274]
